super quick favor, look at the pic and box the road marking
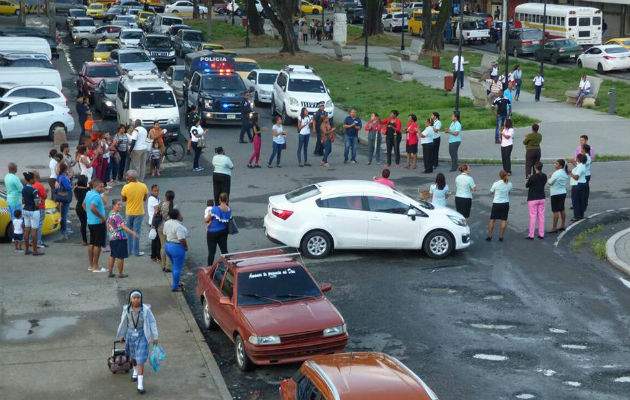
[561,344,588,350]
[563,381,582,387]
[554,207,630,247]
[614,376,630,383]
[537,368,557,376]
[62,45,76,75]
[473,354,508,361]
[483,294,503,300]
[548,328,567,334]
[515,394,536,399]
[470,323,515,330]
[620,278,630,289]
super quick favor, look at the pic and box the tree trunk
[422,0,453,54]
[246,0,264,36]
[260,0,300,54]
[193,0,200,19]
[362,0,384,36]
[206,0,212,38]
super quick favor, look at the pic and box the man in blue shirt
[83,179,107,272]
[503,81,514,115]
[343,109,362,164]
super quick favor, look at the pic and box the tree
[193,0,200,19]
[361,0,384,36]
[259,0,300,54]
[246,0,264,36]
[421,0,453,54]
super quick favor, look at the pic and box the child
[150,141,162,176]
[204,199,214,228]
[12,209,24,251]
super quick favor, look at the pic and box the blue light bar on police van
[197,55,235,76]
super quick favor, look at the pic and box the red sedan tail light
[272,208,294,220]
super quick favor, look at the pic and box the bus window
[568,17,577,26]
[592,16,601,25]
[560,17,565,26]
[579,17,589,26]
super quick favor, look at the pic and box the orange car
[280,352,440,400]
[195,247,348,371]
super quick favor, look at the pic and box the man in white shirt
[128,119,150,181]
[452,54,465,89]
[576,74,591,108]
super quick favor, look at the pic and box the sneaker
[350,160,357,164]
[93,267,107,273]
[137,251,145,256]
[39,243,48,248]
[32,252,45,256]
[65,229,74,234]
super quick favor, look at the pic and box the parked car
[93,39,120,62]
[76,62,121,97]
[577,45,630,73]
[108,49,157,74]
[498,27,543,57]
[118,28,144,48]
[173,29,204,57]
[140,34,176,68]
[0,52,53,68]
[346,7,364,24]
[533,38,582,64]
[0,98,74,140]
[604,37,630,50]
[0,194,60,239]
[73,25,122,47]
[195,247,348,371]
[71,17,97,43]
[0,85,67,108]
[93,77,120,118]
[263,180,471,259]
[244,69,278,105]
[164,0,208,17]
[161,65,185,100]
[382,12,409,32]
[279,352,440,400]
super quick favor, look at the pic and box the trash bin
[431,55,440,69]
[242,17,248,27]
[444,74,454,91]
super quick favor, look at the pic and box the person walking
[4,162,23,220]
[121,170,148,257]
[343,109,362,164]
[320,114,336,168]
[452,53,465,89]
[444,111,462,171]
[419,118,434,173]
[268,115,287,168]
[113,125,129,182]
[365,113,383,165]
[163,208,188,292]
[84,179,107,272]
[154,190,175,272]
[115,290,159,394]
[532,72,544,102]
[499,118,514,175]
[147,184,160,262]
[548,159,569,233]
[107,199,138,278]
[522,123,542,179]
[74,175,89,246]
[492,91,511,144]
[454,165,476,225]
[204,192,231,266]
[570,153,588,222]
[486,170,512,242]
[512,65,523,101]
[56,164,73,237]
[430,112,441,169]
[212,147,233,204]
[297,107,313,167]
[190,119,208,172]
[239,91,253,143]
[128,120,150,181]
[576,74,591,107]
[247,113,265,168]
[21,172,43,256]
[404,114,419,170]
[382,110,402,167]
[313,102,327,156]
[148,121,166,175]
[429,173,449,207]
[525,162,547,240]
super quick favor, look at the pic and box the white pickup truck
[453,20,490,44]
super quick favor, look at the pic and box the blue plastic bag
[149,344,166,372]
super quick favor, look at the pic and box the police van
[116,71,180,134]
[184,52,253,124]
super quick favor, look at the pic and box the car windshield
[237,266,321,306]
[285,184,321,202]
[70,10,86,17]
[606,47,629,54]
[288,78,326,93]
[235,61,258,71]
[74,19,95,26]
[145,36,170,47]
[172,69,185,80]
[553,39,576,46]
[522,30,542,41]
[95,43,118,52]
[121,31,143,39]
[183,31,204,41]
[104,80,118,94]
[120,52,150,63]
[130,90,175,108]
[201,75,245,90]
[2,58,53,68]
[117,16,135,22]
[86,65,120,77]
[140,12,153,18]
[258,73,277,84]
[163,18,182,26]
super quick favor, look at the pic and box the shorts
[109,239,129,259]
[490,202,510,220]
[551,193,566,212]
[13,233,23,242]
[406,144,418,154]
[455,197,472,218]
[88,223,106,247]
[23,210,41,229]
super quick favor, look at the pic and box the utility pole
[540,1,547,76]
[500,0,508,58]
[503,0,509,82]
[400,4,405,51]
[207,0,212,39]
[455,1,464,113]
[19,0,26,26]
[48,0,56,38]
[245,0,249,47]
[231,0,235,25]
[363,1,368,67]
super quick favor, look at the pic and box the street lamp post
[400,5,405,51]
[245,0,250,47]
[503,0,510,83]
[540,1,547,75]
[231,0,235,25]
[364,3,369,67]
[454,2,464,113]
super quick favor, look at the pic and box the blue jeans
[534,85,542,101]
[344,134,358,162]
[60,201,70,234]
[322,140,332,163]
[297,134,310,163]
[165,242,186,290]
[126,215,143,255]
[455,71,464,88]
[268,142,283,166]
[495,114,507,142]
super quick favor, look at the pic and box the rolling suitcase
[107,340,131,374]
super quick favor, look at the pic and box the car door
[188,73,201,107]
[94,81,105,111]
[0,102,32,138]
[273,72,287,110]
[383,14,392,30]
[216,266,236,335]
[365,195,420,249]
[245,70,256,91]
[205,261,228,328]
[28,101,55,137]
[316,195,368,248]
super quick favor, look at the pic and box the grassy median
[188,19,282,48]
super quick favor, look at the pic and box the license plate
[570,55,576,58]
[227,114,236,119]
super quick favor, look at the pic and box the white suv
[271,65,334,122]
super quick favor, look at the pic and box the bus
[514,3,602,46]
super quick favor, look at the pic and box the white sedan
[577,45,630,73]
[165,1,208,17]
[0,97,74,141]
[244,69,279,105]
[263,180,471,259]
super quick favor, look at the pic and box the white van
[0,37,52,60]
[116,71,180,134]
[0,67,62,89]
[153,14,184,34]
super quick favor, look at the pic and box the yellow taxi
[0,0,20,15]
[234,57,259,80]
[86,2,106,19]
[93,39,119,62]
[0,197,61,240]
[408,9,438,35]
[386,3,403,14]
[197,42,224,52]
[604,37,630,50]
[300,1,322,15]
[137,10,155,28]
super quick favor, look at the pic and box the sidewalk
[607,228,630,276]
[0,236,232,400]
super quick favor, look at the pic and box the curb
[606,228,630,276]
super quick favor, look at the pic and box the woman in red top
[381,110,402,167]
[404,114,419,169]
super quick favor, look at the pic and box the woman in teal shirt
[444,111,462,172]
[454,164,476,224]
[548,159,569,233]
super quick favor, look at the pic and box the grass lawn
[251,53,536,130]
[188,19,282,48]
[417,50,630,118]
[346,25,411,48]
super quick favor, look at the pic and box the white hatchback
[0,97,74,141]
[263,180,471,259]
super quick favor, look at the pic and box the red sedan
[76,62,120,98]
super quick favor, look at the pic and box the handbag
[282,142,287,150]
[151,207,163,228]
[54,177,73,203]
[227,217,239,235]
[197,137,206,148]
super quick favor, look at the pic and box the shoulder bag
[227,217,239,235]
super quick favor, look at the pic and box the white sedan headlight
[323,324,346,337]
[448,215,467,226]
[248,335,280,345]
[288,97,299,106]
